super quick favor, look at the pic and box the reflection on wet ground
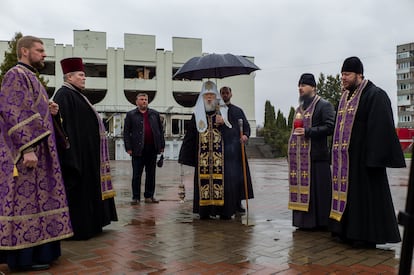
[1,158,412,274]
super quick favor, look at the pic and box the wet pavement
[1,158,413,274]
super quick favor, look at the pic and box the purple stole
[63,83,116,200]
[330,79,368,221]
[198,114,224,206]
[288,95,320,211]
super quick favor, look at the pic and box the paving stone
[0,159,413,274]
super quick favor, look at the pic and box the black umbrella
[173,53,260,80]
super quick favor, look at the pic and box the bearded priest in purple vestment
[0,36,73,272]
[288,73,335,230]
[329,56,405,249]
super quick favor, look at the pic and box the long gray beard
[204,101,217,112]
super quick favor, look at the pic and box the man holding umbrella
[179,81,243,220]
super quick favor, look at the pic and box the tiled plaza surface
[1,158,413,274]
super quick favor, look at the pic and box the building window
[397,52,410,59]
[84,63,107,77]
[39,61,55,75]
[398,62,410,69]
[172,119,180,135]
[124,65,156,79]
[399,83,410,90]
[397,73,411,80]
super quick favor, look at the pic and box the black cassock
[54,85,118,240]
[179,107,253,218]
[223,104,254,208]
[330,80,406,244]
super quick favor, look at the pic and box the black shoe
[296,227,315,231]
[351,241,376,249]
[145,197,159,203]
[31,264,50,271]
[237,205,246,213]
[199,215,212,220]
[17,264,50,271]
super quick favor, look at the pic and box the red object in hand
[293,113,303,129]
[294,119,303,129]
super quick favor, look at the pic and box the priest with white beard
[179,81,239,220]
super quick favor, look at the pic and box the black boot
[237,203,246,213]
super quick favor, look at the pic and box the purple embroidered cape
[288,95,320,212]
[0,64,73,250]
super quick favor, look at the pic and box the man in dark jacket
[124,93,165,204]
[288,73,335,230]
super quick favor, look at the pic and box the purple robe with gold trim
[0,64,73,252]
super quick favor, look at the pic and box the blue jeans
[131,145,157,200]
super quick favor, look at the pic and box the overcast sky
[1,0,414,125]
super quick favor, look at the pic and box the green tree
[263,100,276,146]
[0,32,48,92]
[316,73,341,110]
[287,106,295,130]
[275,110,287,130]
[0,32,22,84]
[273,109,290,157]
[262,101,291,157]
[264,100,276,129]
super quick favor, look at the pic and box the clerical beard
[204,99,217,112]
[299,94,311,106]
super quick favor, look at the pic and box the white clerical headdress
[194,81,232,133]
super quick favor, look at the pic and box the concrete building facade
[397,42,414,128]
[0,30,257,160]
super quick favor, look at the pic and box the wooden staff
[238,119,249,221]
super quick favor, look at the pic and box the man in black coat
[288,73,335,230]
[54,57,118,240]
[220,86,254,214]
[329,57,405,248]
[123,93,165,204]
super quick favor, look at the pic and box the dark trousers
[131,145,157,200]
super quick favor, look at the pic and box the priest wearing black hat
[288,73,335,230]
[53,57,118,240]
[329,56,405,248]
